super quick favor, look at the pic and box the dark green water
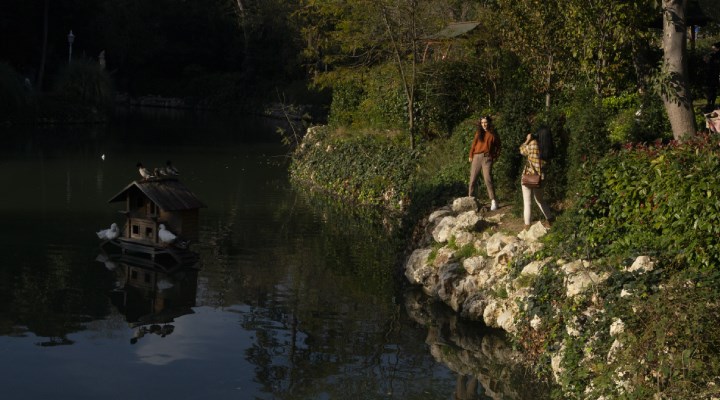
[0,109,547,399]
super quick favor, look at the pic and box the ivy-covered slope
[289,126,418,212]
[532,134,720,399]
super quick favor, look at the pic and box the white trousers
[522,184,553,225]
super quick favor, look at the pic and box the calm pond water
[0,109,548,400]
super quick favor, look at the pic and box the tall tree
[37,0,49,91]
[562,0,656,96]
[496,0,568,110]
[296,0,456,149]
[660,0,696,140]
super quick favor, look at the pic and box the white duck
[158,224,177,244]
[136,162,154,180]
[96,223,119,240]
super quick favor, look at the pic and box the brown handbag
[522,162,542,188]
[521,173,541,188]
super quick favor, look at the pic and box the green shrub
[613,267,720,399]
[605,92,672,145]
[550,133,720,269]
[353,66,406,131]
[415,59,488,137]
[328,80,365,127]
[562,88,611,196]
[0,62,31,123]
[290,126,418,211]
[53,59,114,113]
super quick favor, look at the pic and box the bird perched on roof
[137,162,154,180]
[97,223,119,240]
[164,160,180,176]
[158,224,177,244]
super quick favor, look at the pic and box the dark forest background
[0,0,317,115]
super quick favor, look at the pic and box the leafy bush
[561,88,611,196]
[53,59,114,113]
[326,65,406,132]
[290,126,418,211]
[415,59,488,137]
[0,62,31,123]
[605,92,672,145]
[328,80,365,127]
[550,133,720,269]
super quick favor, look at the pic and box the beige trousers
[468,153,495,200]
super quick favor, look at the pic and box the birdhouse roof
[109,178,207,211]
[422,21,480,41]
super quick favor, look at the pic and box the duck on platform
[159,224,189,248]
[96,223,119,240]
[158,224,177,244]
[136,162,154,180]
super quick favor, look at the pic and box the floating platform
[101,238,200,272]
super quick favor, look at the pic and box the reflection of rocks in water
[404,288,549,400]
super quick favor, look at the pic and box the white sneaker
[490,200,498,211]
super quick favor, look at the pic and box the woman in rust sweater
[468,116,501,210]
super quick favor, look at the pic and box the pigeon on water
[136,162,154,180]
[158,224,177,244]
[97,223,119,240]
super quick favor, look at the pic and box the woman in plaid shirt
[519,126,554,227]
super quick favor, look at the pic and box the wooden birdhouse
[108,177,206,247]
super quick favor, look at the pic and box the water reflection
[404,288,551,400]
[0,113,549,399]
[101,255,198,345]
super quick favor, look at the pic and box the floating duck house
[104,177,206,265]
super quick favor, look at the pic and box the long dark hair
[478,116,492,140]
[535,126,553,161]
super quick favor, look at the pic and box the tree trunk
[381,1,417,150]
[37,0,49,91]
[545,54,552,111]
[661,0,696,141]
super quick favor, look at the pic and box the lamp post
[67,30,75,64]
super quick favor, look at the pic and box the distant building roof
[109,178,207,211]
[423,21,480,41]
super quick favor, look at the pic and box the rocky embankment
[404,196,658,395]
[405,196,554,331]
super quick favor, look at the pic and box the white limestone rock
[496,308,517,333]
[454,231,475,248]
[432,247,456,267]
[486,232,514,257]
[454,210,481,230]
[626,255,656,274]
[551,341,567,382]
[463,256,489,275]
[428,207,452,223]
[609,318,625,337]
[521,259,549,276]
[452,196,478,213]
[432,215,457,243]
[561,260,609,298]
[495,241,522,266]
[404,248,433,285]
[517,221,548,242]
[530,314,542,330]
